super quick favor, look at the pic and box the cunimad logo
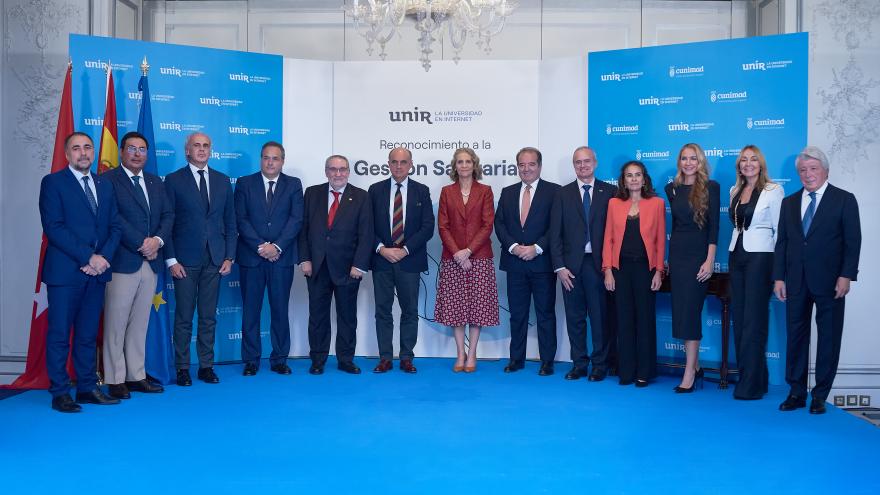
[747,117,785,129]
[635,149,670,161]
[669,65,704,78]
[710,90,748,103]
[607,124,639,136]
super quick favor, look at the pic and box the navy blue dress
[665,181,720,340]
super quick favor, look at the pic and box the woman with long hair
[603,161,666,387]
[728,145,783,400]
[665,143,720,393]
[435,148,499,372]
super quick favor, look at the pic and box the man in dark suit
[549,146,617,381]
[774,146,861,415]
[299,155,373,375]
[102,132,173,399]
[163,132,237,386]
[368,147,434,374]
[495,147,561,376]
[39,132,122,412]
[234,141,303,376]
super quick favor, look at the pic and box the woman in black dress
[665,143,719,393]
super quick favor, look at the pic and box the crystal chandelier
[344,0,517,72]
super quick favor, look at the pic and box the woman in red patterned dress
[435,147,499,372]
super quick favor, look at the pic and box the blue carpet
[1,358,877,494]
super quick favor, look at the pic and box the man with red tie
[299,155,373,375]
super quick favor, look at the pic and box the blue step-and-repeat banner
[588,33,808,383]
[69,34,283,363]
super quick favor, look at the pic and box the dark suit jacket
[368,177,435,273]
[39,167,121,285]
[437,181,495,260]
[298,182,373,285]
[549,178,617,273]
[495,179,561,273]
[773,184,861,296]
[234,172,304,268]
[104,166,174,274]
[163,165,237,266]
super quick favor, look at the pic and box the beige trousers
[103,261,157,384]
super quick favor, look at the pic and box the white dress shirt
[376,177,410,254]
[801,180,828,219]
[508,178,544,255]
[577,177,596,253]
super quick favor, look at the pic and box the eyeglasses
[126,145,147,154]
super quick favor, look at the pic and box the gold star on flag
[152,290,167,312]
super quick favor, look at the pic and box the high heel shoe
[463,362,477,373]
[673,368,704,393]
[453,360,465,372]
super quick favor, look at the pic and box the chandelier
[344,0,518,72]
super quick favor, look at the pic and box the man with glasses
[299,155,373,375]
[102,131,174,399]
[164,132,237,386]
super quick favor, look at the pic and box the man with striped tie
[368,148,435,373]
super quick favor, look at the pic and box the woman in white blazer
[728,145,784,400]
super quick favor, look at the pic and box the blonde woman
[728,145,783,400]
[435,148,499,372]
[665,143,719,393]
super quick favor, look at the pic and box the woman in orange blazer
[435,147,499,372]
[602,160,665,387]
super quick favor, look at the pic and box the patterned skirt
[434,258,500,327]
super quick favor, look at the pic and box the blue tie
[582,184,592,245]
[802,191,816,234]
[82,176,97,215]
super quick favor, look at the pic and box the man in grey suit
[164,132,237,386]
[103,132,173,399]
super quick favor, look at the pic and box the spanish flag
[97,62,119,174]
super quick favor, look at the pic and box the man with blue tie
[164,132,237,386]
[102,132,173,399]
[774,146,861,415]
[368,147,434,374]
[39,132,122,412]
[234,141,304,376]
[549,146,617,381]
[495,147,561,375]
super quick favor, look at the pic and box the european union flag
[139,72,175,385]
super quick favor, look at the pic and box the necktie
[520,184,532,227]
[82,176,97,215]
[198,169,209,211]
[802,191,816,234]
[327,190,341,228]
[267,180,275,210]
[391,182,404,246]
[582,184,592,245]
[131,175,149,210]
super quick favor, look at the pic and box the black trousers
[785,277,846,402]
[561,253,608,372]
[173,249,220,369]
[372,266,420,360]
[729,240,773,399]
[613,258,656,383]
[306,261,360,364]
[505,270,557,365]
[239,263,294,368]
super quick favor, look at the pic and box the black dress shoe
[779,395,807,411]
[51,394,82,413]
[176,369,192,386]
[309,362,325,375]
[809,398,827,415]
[243,363,258,376]
[197,367,220,384]
[564,367,589,380]
[503,361,524,373]
[373,359,393,373]
[538,363,554,376]
[635,380,649,388]
[75,389,121,405]
[270,363,292,375]
[338,361,361,374]
[108,383,131,399]
[126,379,163,393]
[588,372,606,382]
